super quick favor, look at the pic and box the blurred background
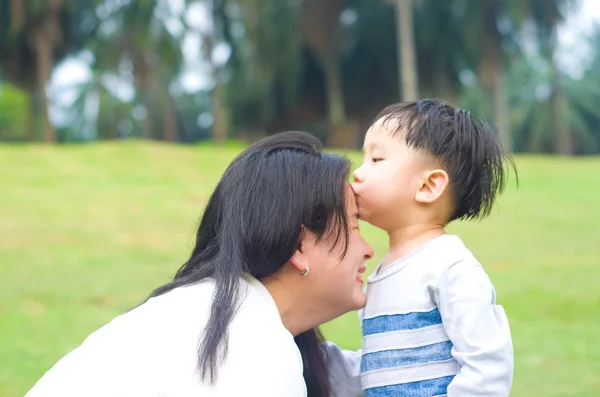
[1,0,600,151]
[1,1,600,397]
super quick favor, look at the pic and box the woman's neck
[261,272,333,337]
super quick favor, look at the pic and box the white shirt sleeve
[324,341,364,397]
[325,294,366,397]
[435,260,514,397]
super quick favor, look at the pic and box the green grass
[1,142,599,396]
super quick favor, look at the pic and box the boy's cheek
[355,195,374,218]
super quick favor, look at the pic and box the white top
[26,275,306,397]
[328,234,514,397]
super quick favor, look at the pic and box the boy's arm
[324,341,364,397]
[325,305,365,397]
[436,260,514,397]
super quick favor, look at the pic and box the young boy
[327,99,514,397]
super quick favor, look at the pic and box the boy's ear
[415,169,449,204]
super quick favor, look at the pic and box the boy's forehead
[369,117,387,132]
[364,117,402,146]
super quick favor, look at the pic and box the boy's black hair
[376,99,516,222]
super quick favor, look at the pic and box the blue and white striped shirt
[328,235,513,397]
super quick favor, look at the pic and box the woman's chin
[350,291,367,311]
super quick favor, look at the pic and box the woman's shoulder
[136,276,296,352]
[215,277,305,394]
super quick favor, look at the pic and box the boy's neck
[381,223,446,269]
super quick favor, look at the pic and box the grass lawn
[1,142,599,396]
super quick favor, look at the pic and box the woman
[26,131,374,397]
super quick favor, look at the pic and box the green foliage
[0,0,598,154]
[223,0,304,128]
[507,55,600,154]
[0,83,30,141]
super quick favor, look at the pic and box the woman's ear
[289,241,308,273]
[415,169,449,204]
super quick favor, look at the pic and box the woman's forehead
[345,185,359,215]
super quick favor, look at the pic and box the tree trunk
[322,52,357,148]
[396,0,418,102]
[550,59,571,155]
[211,82,229,144]
[29,15,60,143]
[201,15,229,144]
[480,6,510,152]
[322,52,346,128]
[541,12,570,155]
[140,103,154,139]
[163,97,178,142]
[491,69,510,151]
[10,0,24,33]
[132,53,156,139]
[27,93,39,141]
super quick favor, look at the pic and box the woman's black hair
[146,131,351,396]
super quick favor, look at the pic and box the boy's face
[352,117,427,231]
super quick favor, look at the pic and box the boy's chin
[360,213,390,231]
[355,202,369,219]
[357,207,376,224]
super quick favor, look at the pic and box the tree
[221,0,303,138]
[114,0,184,141]
[195,0,231,144]
[394,0,418,101]
[0,0,99,142]
[301,0,351,146]
[430,0,576,152]
[413,0,467,103]
[506,53,599,154]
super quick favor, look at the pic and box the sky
[47,0,600,126]
[556,0,600,77]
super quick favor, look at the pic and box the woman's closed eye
[371,157,384,163]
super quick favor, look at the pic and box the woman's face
[302,186,374,316]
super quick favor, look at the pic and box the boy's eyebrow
[363,142,381,151]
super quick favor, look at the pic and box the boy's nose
[364,240,374,260]
[353,166,364,183]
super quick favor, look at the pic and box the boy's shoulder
[361,235,486,321]
[368,234,480,284]
[418,234,480,273]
